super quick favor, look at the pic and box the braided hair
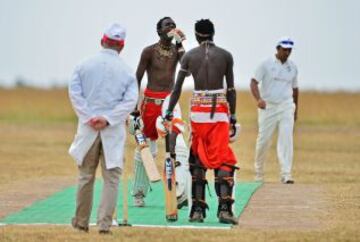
[195,19,215,41]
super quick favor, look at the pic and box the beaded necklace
[155,42,173,58]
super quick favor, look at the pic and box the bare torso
[136,43,181,92]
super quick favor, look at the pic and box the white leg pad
[132,148,150,197]
[175,134,192,213]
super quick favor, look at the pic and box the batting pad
[0,180,261,229]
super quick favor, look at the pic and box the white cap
[277,36,294,49]
[103,23,126,41]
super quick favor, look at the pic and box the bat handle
[165,134,170,152]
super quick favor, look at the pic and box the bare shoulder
[215,46,233,59]
[141,44,157,55]
[183,46,202,59]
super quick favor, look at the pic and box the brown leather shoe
[218,211,238,225]
[71,218,89,232]
[99,230,112,235]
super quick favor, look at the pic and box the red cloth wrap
[102,35,125,47]
[191,121,237,172]
[141,88,170,140]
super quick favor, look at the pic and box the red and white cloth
[189,89,237,172]
[190,89,229,123]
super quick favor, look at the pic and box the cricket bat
[163,134,178,222]
[134,127,161,182]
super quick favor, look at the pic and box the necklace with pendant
[155,42,173,58]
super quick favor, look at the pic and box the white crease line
[0,223,232,230]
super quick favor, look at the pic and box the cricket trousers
[254,99,296,181]
[72,135,121,231]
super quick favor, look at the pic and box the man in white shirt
[250,37,299,184]
[68,23,138,234]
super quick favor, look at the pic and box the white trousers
[254,100,295,180]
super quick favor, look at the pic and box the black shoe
[218,211,238,225]
[281,177,295,184]
[99,230,112,235]
[189,211,204,223]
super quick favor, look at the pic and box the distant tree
[14,76,27,88]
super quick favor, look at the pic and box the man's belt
[191,95,227,106]
[143,97,165,106]
[192,92,226,97]
[191,93,227,119]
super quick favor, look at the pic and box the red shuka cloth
[191,121,237,172]
[140,88,170,140]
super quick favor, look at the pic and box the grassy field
[0,88,360,241]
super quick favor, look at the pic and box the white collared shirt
[253,56,298,104]
[68,48,138,169]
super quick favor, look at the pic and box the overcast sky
[0,0,359,91]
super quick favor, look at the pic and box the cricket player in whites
[250,37,298,184]
[129,17,191,208]
[166,19,240,225]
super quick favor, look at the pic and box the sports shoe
[134,191,145,207]
[254,174,264,182]
[218,211,238,225]
[281,177,295,184]
[112,219,118,226]
[189,211,204,223]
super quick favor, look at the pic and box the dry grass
[0,88,360,241]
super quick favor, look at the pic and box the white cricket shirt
[253,56,298,104]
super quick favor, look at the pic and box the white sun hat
[277,36,294,49]
[103,23,126,41]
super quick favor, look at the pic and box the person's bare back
[168,37,236,115]
[181,42,234,91]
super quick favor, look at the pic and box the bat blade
[140,147,161,182]
[134,129,161,183]
[163,157,178,222]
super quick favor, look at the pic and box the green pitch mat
[1,180,261,228]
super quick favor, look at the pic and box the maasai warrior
[166,19,239,225]
[130,17,190,208]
